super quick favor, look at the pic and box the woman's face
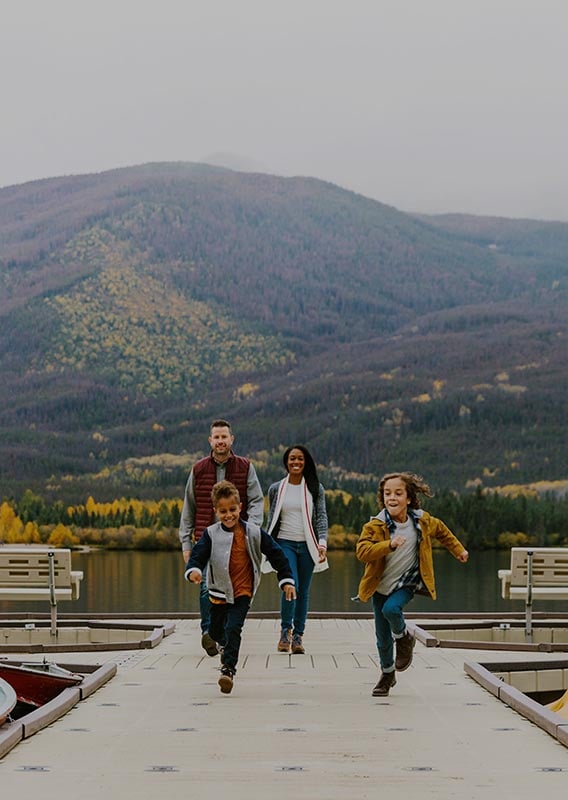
[286,448,305,477]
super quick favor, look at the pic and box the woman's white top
[277,482,305,542]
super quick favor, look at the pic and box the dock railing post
[48,550,58,639]
[525,550,533,642]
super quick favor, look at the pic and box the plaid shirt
[384,509,425,594]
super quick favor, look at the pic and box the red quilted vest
[192,452,250,540]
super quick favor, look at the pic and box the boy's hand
[457,550,469,563]
[283,584,296,601]
[188,570,202,583]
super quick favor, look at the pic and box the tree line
[1,487,566,551]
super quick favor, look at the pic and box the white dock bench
[498,547,568,638]
[0,547,83,635]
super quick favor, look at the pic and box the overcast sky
[2,0,567,220]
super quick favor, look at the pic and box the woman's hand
[283,584,297,601]
[457,550,469,563]
[317,544,327,563]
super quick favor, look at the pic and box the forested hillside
[0,162,567,502]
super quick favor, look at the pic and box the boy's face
[215,495,242,529]
[382,477,410,523]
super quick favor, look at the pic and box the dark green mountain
[0,162,567,501]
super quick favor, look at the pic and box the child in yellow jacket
[356,472,468,697]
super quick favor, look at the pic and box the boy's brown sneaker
[395,630,415,672]
[291,633,305,654]
[218,665,235,694]
[201,632,219,657]
[277,629,292,653]
[372,671,397,696]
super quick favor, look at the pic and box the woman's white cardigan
[261,476,329,574]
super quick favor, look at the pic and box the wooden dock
[1,617,567,798]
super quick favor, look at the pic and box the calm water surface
[2,549,564,616]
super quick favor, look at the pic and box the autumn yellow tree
[0,502,42,543]
[21,521,41,544]
[47,523,79,547]
[0,501,23,542]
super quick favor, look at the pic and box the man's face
[209,426,234,461]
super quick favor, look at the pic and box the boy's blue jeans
[199,578,211,634]
[372,587,414,671]
[209,595,251,672]
[278,539,314,636]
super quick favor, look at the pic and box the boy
[356,472,468,697]
[185,480,296,694]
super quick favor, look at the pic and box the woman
[265,445,328,654]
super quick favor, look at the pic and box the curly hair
[377,472,433,510]
[211,479,240,508]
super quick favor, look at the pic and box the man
[179,419,264,655]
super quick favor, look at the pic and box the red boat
[0,676,17,725]
[0,661,83,708]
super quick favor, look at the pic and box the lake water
[1,549,565,616]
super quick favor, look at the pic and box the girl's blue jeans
[278,539,314,636]
[372,587,414,671]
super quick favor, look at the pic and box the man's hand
[188,570,202,584]
[283,584,296,601]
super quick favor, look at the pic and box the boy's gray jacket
[184,520,295,604]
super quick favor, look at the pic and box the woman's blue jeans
[372,587,414,671]
[278,539,314,636]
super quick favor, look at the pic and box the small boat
[0,661,83,708]
[0,677,17,725]
[547,688,568,720]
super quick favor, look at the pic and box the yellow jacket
[356,509,466,602]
